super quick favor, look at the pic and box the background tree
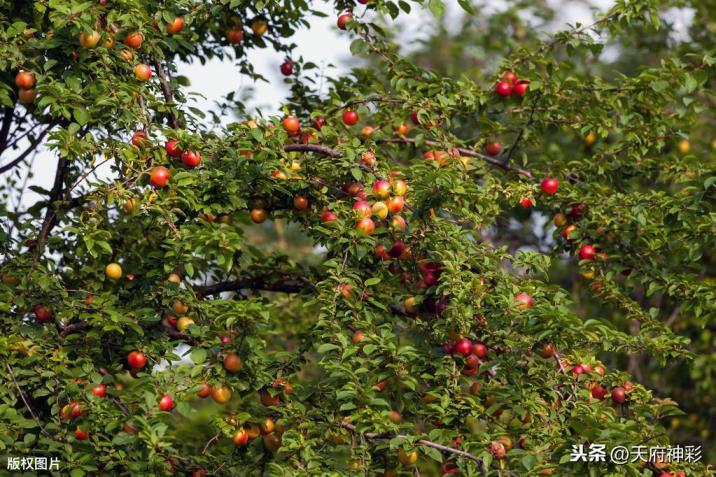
[0,0,714,476]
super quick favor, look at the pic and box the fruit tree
[1,0,715,476]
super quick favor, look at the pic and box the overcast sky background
[3,0,694,212]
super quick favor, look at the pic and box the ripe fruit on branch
[570,202,588,219]
[33,304,53,323]
[353,200,372,218]
[159,394,175,411]
[484,141,502,156]
[338,283,353,299]
[398,449,418,466]
[181,150,201,168]
[611,386,626,404]
[502,71,517,84]
[395,123,409,136]
[197,383,212,398]
[227,28,244,44]
[261,418,275,434]
[166,17,184,35]
[344,182,364,197]
[553,213,567,227]
[371,201,388,219]
[677,139,690,155]
[390,215,407,231]
[387,195,404,214]
[578,244,597,261]
[282,115,300,134]
[293,195,309,211]
[172,300,188,315]
[131,130,147,147]
[515,293,534,309]
[259,389,281,406]
[490,441,506,459]
[453,338,472,356]
[211,385,232,404]
[280,59,293,76]
[392,178,407,196]
[79,31,101,48]
[321,211,337,224]
[313,116,326,129]
[75,428,89,441]
[223,353,244,373]
[251,19,268,36]
[351,330,365,344]
[105,262,122,280]
[472,342,488,358]
[571,364,586,375]
[90,383,107,398]
[337,12,353,30]
[360,126,375,138]
[513,81,529,97]
[15,70,36,89]
[176,316,195,332]
[356,217,375,235]
[342,109,358,126]
[165,139,182,157]
[495,81,512,97]
[150,166,170,188]
[561,224,576,240]
[233,428,249,446]
[134,63,152,81]
[18,88,36,104]
[519,197,534,209]
[591,385,606,401]
[465,354,480,368]
[124,32,143,49]
[250,208,268,223]
[540,177,559,195]
[540,343,555,358]
[127,351,147,369]
[584,131,597,146]
[372,180,391,199]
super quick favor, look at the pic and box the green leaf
[428,0,445,18]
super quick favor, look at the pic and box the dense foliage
[1,0,714,476]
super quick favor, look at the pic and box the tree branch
[6,363,50,437]
[0,125,52,174]
[340,422,515,475]
[34,155,68,255]
[153,58,181,129]
[378,137,533,178]
[0,103,16,154]
[284,140,533,178]
[504,92,541,166]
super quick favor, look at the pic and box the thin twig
[6,363,50,436]
[202,431,221,454]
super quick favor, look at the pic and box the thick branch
[153,59,181,129]
[284,140,532,178]
[35,156,69,254]
[0,104,16,154]
[283,143,342,158]
[6,363,50,436]
[379,137,533,178]
[341,422,509,474]
[60,321,91,337]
